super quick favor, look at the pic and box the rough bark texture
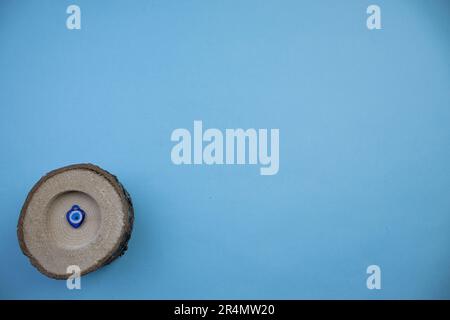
[17,163,134,280]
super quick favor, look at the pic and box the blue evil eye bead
[66,205,86,229]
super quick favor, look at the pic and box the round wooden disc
[17,164,134,279]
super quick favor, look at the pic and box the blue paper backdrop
[0,0,449,299]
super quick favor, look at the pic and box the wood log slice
[17,163,134,279]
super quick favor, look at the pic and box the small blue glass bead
[66,205,86,228]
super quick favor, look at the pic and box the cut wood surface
[17,164,134,279]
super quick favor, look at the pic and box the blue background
[0,0,449,299]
